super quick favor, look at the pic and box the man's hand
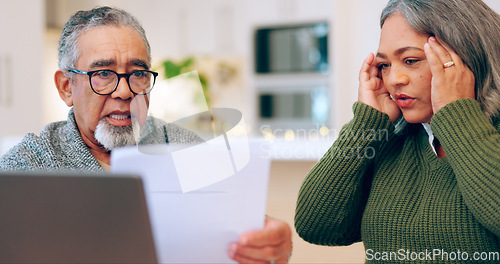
[228,216,292,264]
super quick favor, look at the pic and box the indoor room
[1,0,499,263]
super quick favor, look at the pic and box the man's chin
[94,119,139,151]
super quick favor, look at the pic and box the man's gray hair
[58,6,151,71]
[381,0,500,120]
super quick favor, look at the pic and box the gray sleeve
[0,134,54,171]
[164,123,204,144]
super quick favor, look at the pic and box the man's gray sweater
[0,108,201,171]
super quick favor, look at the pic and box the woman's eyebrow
[375,52,387,59]
[394,46,424,55]
[376,46,424,59]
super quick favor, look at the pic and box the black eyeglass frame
[67,69,159,95]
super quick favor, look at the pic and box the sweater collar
[421,123,437,156]
[66,108,105,172]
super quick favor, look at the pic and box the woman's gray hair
[58,6,151,71]
[381,0,500,120]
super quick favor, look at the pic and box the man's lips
[108,114,129,120]
[394,94,415,108]
[105,111,132,126]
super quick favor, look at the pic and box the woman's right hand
[357,53,401,123]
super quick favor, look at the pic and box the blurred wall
[2,0,499,137]
[41,0,385,132]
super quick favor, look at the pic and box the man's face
[68,25,150,151]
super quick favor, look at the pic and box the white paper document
[111,139,270,263]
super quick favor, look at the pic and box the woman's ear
[55,70,73,107]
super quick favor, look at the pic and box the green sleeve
[431,98,500,237]
[295,102,394,246]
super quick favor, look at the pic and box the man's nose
[111,76,134,100]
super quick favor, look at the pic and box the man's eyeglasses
[68,69,158,95]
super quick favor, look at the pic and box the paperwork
[111,139,270,263]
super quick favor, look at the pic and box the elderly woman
[295,0,499,262]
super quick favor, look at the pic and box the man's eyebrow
[88,59,149,70]
[376,46,424,59]
[89,59,115,69]
[130,59,149,69]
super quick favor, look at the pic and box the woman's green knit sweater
[295,99,499,262]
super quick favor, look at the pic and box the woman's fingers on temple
[360,53,374,77]
[436,37,465,67]
[363,53,381,80]
[427,37,451,64]
[365,52,375,65]
[427,37,465,69]
[424,42,442,74]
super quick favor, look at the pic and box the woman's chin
[401,111,433,124]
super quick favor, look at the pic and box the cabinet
[254,22,330,130]
[0,0,44,138]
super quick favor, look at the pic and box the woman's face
[376,12,433,123]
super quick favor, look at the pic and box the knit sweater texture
[0,108,201,171]
[295,99,500,263]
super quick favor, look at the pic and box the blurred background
[0,0,499,263]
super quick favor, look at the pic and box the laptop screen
[0,172,157,263]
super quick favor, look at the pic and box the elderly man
[0,6,292,263]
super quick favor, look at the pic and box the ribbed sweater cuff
[431,99,491,143]
[352,102,394,132]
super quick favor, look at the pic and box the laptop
[0,171,157,264]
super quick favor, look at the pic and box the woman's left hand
[228,216,292,264]
[424,36,475,113]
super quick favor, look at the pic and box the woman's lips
[394,94,415,108]
[105,112,132,126]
